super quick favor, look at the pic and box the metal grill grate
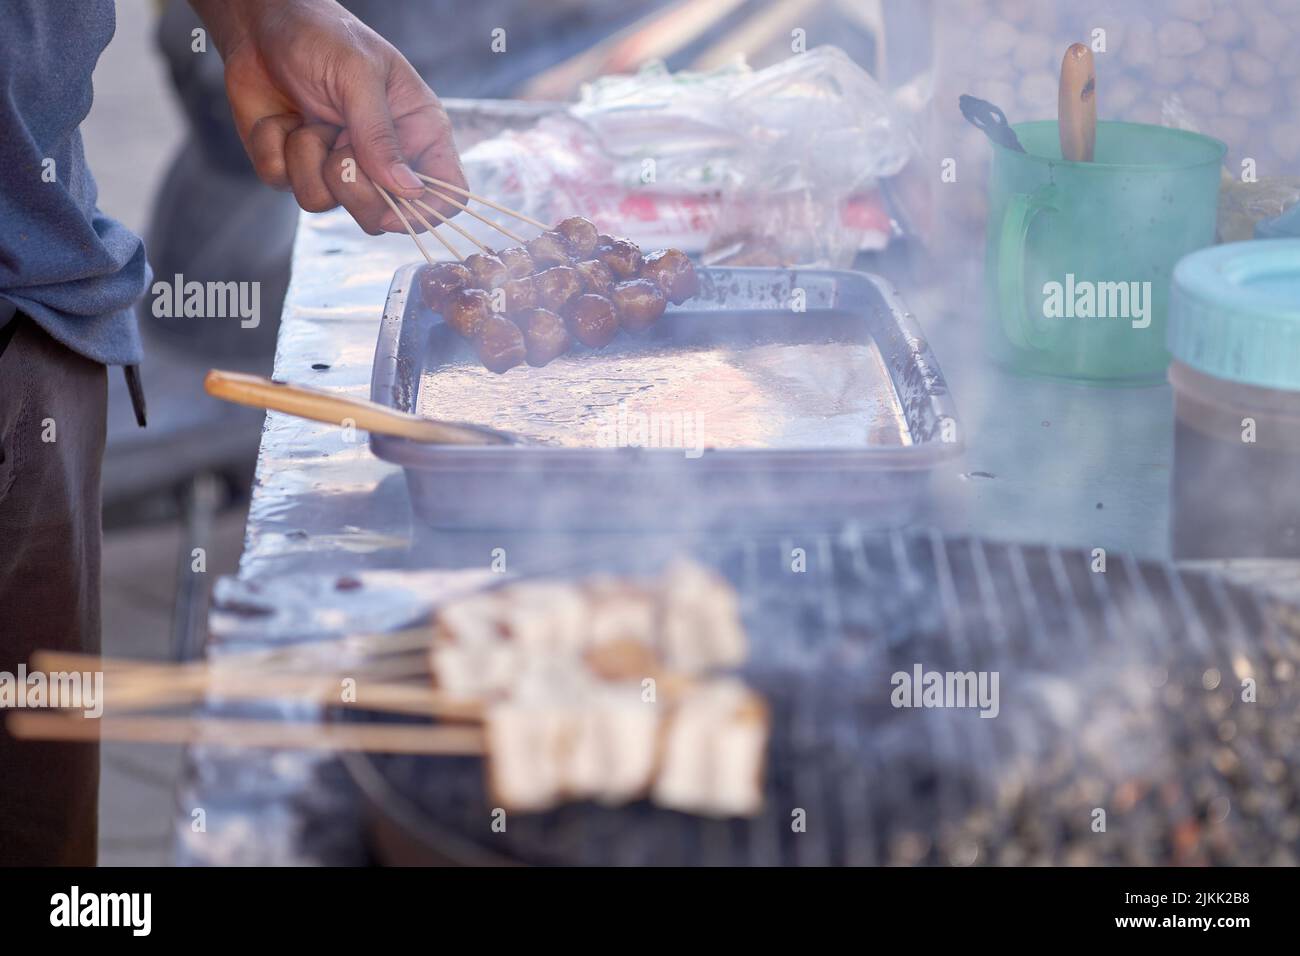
[350,530,1300,866]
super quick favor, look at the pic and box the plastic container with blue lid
[1167,239,1300,558]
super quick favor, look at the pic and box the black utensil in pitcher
[959,94,1026,153]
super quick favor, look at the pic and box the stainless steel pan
[369,265,961,530]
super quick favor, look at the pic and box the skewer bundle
[377,180,700,374]
[9,561,768,819]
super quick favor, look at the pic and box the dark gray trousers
[0,316,104,866]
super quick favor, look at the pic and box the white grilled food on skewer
[653,679,769,818]
[492,581,591,656]
[485,668,659,811]
[656,559,748,673]
[584,576,658,648]
[429,558,748,697]
[429,592,516,700]
[429,559,766,817]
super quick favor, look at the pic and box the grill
[342,528,1300,866]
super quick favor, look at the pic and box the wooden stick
[414,173,549,231]
[400,197,492,256]
[91,652,429,689]
[102,666,481,722]
[31,626,435,680]
[28,635,482,721]
[385,186,466,261]
[32,650,187,675]
[421,187,527,245]
[1058,42,1096,162]
[374,184,442,264]
[6,711,485,754]
[202,369,511,445]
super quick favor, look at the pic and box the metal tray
[370,264,961,530]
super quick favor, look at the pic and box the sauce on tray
[417,339,909,450]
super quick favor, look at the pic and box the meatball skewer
[415,210,698,373]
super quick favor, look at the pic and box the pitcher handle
[998,184,1058,351]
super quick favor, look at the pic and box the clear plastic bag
[706,46,915,267]
[457,47,915,265]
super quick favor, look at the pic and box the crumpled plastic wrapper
[1219,174,1300,242]
[456,47,915,267]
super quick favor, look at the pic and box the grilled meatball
[419,262,472,311]
[526,230,573,267]
[612,279,667,332]
[501,276,537,315]
[519,308,573,367]
[554,217,599,259]
[465,252,510,290]
[566,294,620,349]
[497,246,535,278]
[443,288,493,340]
[597,235,643,279]
[533,265,585,312]
[476,315,527,374]
[640,249,699,304]
[573,259,616,298]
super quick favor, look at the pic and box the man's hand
[191,0,466,235]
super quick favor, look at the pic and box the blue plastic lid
[1168,239,1300,391]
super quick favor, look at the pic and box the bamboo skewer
[374,168,551,264]
[27,621,477,721]
[400,197,492,256]
[420,187,528,244]
[374,183,465,261]
[31,624,436,679]
[6,711,485,755]
[374,184,439,264]
[414,173,549,231]
[100,661,481,721]
[113,675,479,721]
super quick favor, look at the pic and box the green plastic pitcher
[984,120,1225,383]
